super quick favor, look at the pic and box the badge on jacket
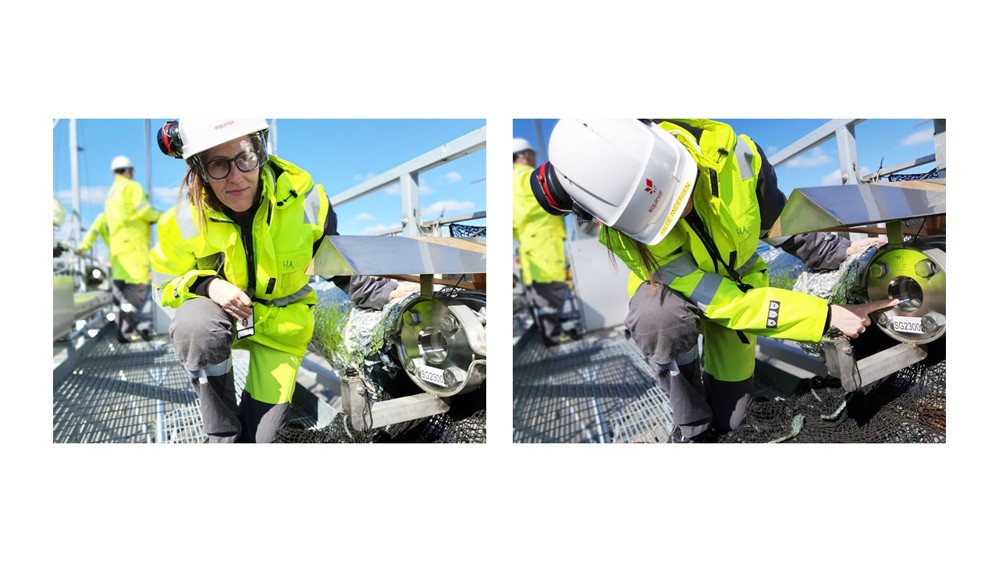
[237,309,255,339]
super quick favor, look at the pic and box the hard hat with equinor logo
[110,155,133,171]
[537,119,698,246]
[158,119,269,161]
[512,138,535,154]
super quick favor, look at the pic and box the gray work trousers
[170,297,291,443]
[111,280,148,341]
[626,283,754,440]
[527,281,567,343]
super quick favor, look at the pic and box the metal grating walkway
[512,328,668,443]
[53,324,320,443]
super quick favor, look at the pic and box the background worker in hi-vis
[513,138,572,346]
[530,119,893,442]
[79,155,160,343]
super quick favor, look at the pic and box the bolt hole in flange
[419,327,449,365]
[888,276,923,312]
[864,239,946,345]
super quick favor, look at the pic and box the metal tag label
[418,366,447,387]
[892,317,924,334]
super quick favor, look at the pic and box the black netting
[718,355,945,444]
[276,384,486,443]
[449,223,486,238]
[887,168,939,182]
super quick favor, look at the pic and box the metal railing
[328,126,486,237]
[768,119,946,183]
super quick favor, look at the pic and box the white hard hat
[547,119,698,246]
[512,138,535,154]
[110,155,133,171]
[175,119,269,160]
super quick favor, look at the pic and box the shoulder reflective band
[735,137,755,181]
[653,253,698,285]
[302,183,323,226]
[176,195,199,240]
[689,270,724,311]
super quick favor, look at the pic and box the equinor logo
[648,190,663,213]
[214,120,235,130]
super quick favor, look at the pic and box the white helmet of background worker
[512,137,535,155]
[110,155,133,172]
[157,119,270,174]
[532,119,698,246]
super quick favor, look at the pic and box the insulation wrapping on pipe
[308,279,414,377]
[761,243,879,355]
[762,243,877,304]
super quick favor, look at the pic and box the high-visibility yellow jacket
[601,119,832,343]
[105,175,160,283]
[151,155,336,357]
[79,212,109,253]
[513,163,566,285]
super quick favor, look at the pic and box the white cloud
[422,199,475,218]
[362,223,401,235]
[54,186,108,205]
[766,145,780,157]
[787,147,832,168]
[153,186,183,207]
[820,169,843,186]
[902,127,934,146]
[352,171,376,182]
[445,172,462,183]
[355,212,375,221]
[818,167,868,185]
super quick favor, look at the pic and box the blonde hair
[600,224,665,293]
[179,167,224,232]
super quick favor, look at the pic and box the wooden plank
[415,236,486,253]
[871,180,946,192]
[383,274,480,290]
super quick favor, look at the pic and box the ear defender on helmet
[530,161,574,216]
[157,120,184,159]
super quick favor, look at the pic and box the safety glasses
[203,149,264,181]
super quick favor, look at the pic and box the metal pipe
[67,310,109,341]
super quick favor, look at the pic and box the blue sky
[513,119,939,195]
[53,119,486,257]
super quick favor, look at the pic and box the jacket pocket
[270,248,312,296]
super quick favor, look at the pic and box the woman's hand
[829,299,899,338]
[389,281,421,300]
[207,278,253,319]
[845,237,885,257]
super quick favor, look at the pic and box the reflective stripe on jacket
[601,119,829,343]
[105,175,160,283]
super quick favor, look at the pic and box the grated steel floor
[53,324,319,443]
[513,327,664,443]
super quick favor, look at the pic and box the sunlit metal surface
[310,280,487,398]
[769,183,945,238]
[865,238,946,344]
[313,236,487,277]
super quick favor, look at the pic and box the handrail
[329,127,487,237]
